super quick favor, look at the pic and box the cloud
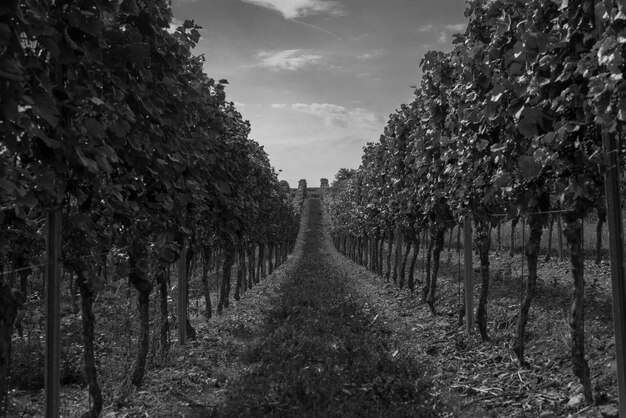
[418,24,435,32]
[271,103,287,109]
[258,49,323,71]
[241,0,343,19]
[357,50,383,60]
[233,101,246,108]
[291,103,384,129]
[293,103,349,127]
[444,23,466,32]
[418,23,466,38]
[349,107,385,128]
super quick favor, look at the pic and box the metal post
[178,245,188,345]
[45,208,62,417]
[603,130,626,416]
[593,2,626,412]
[464,215,474,335]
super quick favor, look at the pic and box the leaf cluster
[0,0,299,285]
[327,0,624,234]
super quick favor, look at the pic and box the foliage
[325,0,625,404]
[0,0,300,414]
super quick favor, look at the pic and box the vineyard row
[0,1,307,416]
[324,0,625,410]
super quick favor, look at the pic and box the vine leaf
[517,107,542,138]
[84,118,105,137]
[518,156,541,181]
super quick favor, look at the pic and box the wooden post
[592,3,626,408]
[395,227,402,282]
[177,245,188,345]
[45,208,62,418]
[557,216,564,261]
[603,129,626,415]
[464,215,474,335]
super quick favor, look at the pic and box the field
[3,198,621,417]
[3,1,626,416]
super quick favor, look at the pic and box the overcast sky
[170,0,467,188]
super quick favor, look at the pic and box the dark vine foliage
[326,0,625,404]
[0,0,300,415]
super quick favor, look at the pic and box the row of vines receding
[0,1,302,416]
[324,0,625,406]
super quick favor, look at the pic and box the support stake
[178,245,188,345]
[603,130,626,416]
[594,4,626,412]
[45,208,62,418]
[464,215,474,335]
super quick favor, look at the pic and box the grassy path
[110,196,617,417]
[214,198,439,417]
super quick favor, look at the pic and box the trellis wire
[0,250,114,277]
[479,209,575,218]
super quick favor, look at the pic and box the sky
[170,0,468,188]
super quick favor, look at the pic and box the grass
[215,199,439,417]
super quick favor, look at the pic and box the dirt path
[207,198,441,417]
